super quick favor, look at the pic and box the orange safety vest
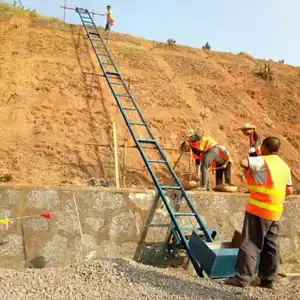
[246,155,291,221]
[107,12,115,25]
[189,136,218,161]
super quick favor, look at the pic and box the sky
[6,0,300,66]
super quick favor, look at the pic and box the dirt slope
[0,14,299,189]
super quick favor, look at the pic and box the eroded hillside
[0,13,300,189]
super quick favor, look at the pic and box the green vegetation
[0,1,38,17]
[287,99,296,105]
[167,38,176,46]
[0,1,60,22]
[255,63,274,82]
[202,42,211,50]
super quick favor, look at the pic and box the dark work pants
[235,212,279,285]
[201,147,227,188]
[216,162,232,185]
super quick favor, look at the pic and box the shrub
[0,1,38,17]
[202,42,211,50]
[167,38,176,46]
[255,63,274,81]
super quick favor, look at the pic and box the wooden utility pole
[122,139,128,187]
[112,122,120,188]
[63,0,67,23]
[189,149,193,181]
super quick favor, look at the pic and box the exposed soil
[0,14,299,190]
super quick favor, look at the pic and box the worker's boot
[224,277,247,288]
[259,280,274,289]
[198,187,207,191]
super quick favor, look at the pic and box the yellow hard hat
[189,128,196,137]
[188,129,201,142]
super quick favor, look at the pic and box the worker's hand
[249,147,256,154]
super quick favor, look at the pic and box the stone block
[86,217,105,232]
[110,212,137,241]
[279,237,297,261]
[128,192,155,211]
[56,213,79,234]
[117,242,138,258]
[96,240,118,259]
[0,234,24,257]
[58,191,75,211]
[74,234,100,262]
[229,211,245,233]
[0,208,13,218]
[41,235,68,265]
[80,191,126,213]
[2,189,21,205]
[279,215,291,236]
[144,208,171,243]
[26,190,60,210]
[23,218,50,232]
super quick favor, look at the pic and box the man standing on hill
[181,131,232,190]
[100,5,115,32]
[238,123,261,157]
[226,136,293,289]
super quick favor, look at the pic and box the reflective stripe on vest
[246,155,290,221]
[189,137,218,160]
[218,145,229,161]
[200,136,218,152]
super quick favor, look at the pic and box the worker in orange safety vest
[237,123,262,157]
[225,136,293,289]
[181,130,232,191]
[100,5,115,31]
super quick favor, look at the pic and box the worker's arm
[249,133,261,154]
[254,134,261,149]
[286,170,293,196]
[240,158,249,170]
[180,141,190,152]
[286,186,293,196]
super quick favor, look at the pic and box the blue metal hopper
[189,231,240,279]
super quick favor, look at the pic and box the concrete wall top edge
[0,184,298,200]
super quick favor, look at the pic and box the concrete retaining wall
[0,186,299,269]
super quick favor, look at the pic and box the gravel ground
[0,259,299,300]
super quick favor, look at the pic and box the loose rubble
[0,259,299,300]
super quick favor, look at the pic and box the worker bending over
[226,136,293,288]
[238,123,261,157]
[181,131,232,191]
